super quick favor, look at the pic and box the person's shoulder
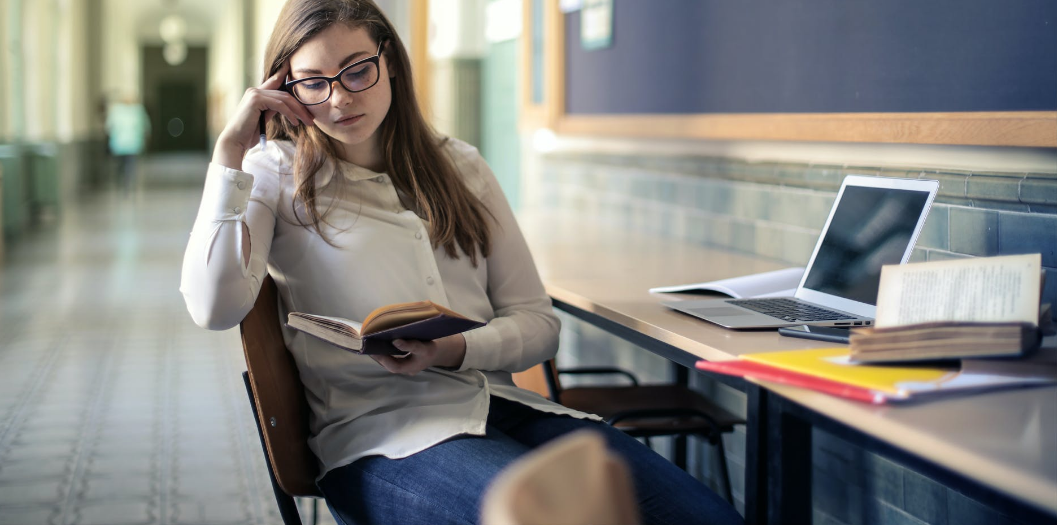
[438,136,490,196]
[243,140,296,176]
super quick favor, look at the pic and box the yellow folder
[742,347,958,396]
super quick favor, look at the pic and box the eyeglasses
[285,41,387,106]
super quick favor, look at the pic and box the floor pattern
[0,156,334,525]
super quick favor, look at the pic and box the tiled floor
[0,155,335,525]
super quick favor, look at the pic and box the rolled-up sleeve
[180,152,280,331]
[457,154,561,373]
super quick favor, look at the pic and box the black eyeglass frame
[284,40,388,106]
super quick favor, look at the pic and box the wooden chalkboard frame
[521,2,1056,147]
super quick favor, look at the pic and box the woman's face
[288,24,393,163]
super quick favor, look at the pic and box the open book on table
[849,253,1049,363]
[288,301,485,356]
[696,346,1057,404]
[649,267,805,298]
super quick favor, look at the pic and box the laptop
[663,175,939,329]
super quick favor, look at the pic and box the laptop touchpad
[689,307,747,317]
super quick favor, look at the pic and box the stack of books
[697,254,1056,404]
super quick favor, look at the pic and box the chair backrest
[481,430,641,525]
[511,360,562,401]
[240,275,322,497]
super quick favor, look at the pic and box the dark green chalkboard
[564,0,1057,115]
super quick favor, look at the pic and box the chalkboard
[564,0,1057,115]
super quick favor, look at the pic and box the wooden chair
[481,430,640,525]
[240,275,322,525]
[514,359,744,503]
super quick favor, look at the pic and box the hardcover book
[850,253,1046,363]
[288,301,485,356]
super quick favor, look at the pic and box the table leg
[765,393,813,525]
[744,383,767,525]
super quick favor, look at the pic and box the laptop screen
[801,185,932,305]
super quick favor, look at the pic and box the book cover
[696,359,890,404]
[742,348,957,396]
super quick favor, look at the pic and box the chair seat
[559,384,744,437]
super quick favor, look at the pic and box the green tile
[705,216,735,249]
[805,165,843,190]
[1019,176,1057,205]
[774,163,808,186]
[947,489,1016,525]
[784,228,822,266]
[862,454,904,508]
[700,182,734,215]
[921,171,968,200]
[730,219,757,254]
[916,204,949,250]
[949,207,999,256]
[998,212,1057,267]
[903,470,947,525]
[927,250,974,262]
[879,168,915,180]
[966,174,1021,203]
[844,166,883,178]
[1028,203,1057,214]
[754,225,786,261]
[731,186,767,221]
[970,199,1030,212]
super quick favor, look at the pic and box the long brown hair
[262,0,492,265]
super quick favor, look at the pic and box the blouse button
[415,232,423,240]
[232,206,241,214]
[236,180,246,190]
[426,276,435,285]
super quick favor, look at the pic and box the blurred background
[1,0,1054,524]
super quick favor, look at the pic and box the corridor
[0,157,333,525]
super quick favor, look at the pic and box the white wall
[0,0,13,141]
[101,0,140,105]
[253,0,287,83]
[207,0,245,140]
[22,0,58,141]
[428,0,486,60]
[56,0,91,142]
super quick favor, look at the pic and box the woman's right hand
[212,61,316,171]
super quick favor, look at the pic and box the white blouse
[180,138,596,478]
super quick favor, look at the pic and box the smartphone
[777,325,852,344]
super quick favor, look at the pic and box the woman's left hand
[370,334,467,375]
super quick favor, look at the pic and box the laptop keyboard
[726,298,856,322]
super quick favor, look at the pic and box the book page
[874,254,1041,328]
[649,267,804,298]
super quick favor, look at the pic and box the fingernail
[392,340,405,348]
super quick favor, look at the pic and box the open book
[649,267,804,298]
[288,301,485,356]
[849,253,1046,363]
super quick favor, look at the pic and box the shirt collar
[315,157,388,188]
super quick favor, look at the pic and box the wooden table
[520,214,1057,524]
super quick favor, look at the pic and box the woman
[180,1,743,524]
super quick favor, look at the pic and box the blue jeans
[318,396,744,525]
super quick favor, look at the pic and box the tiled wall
[533,153,1057,320]
[537,151,1056,523]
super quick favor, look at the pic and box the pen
[258,112,267,151]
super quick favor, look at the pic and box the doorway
[141,45,208,152]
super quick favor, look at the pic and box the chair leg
[713,436,734,505]
[674,435,688,470]
[311,498,318,525]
